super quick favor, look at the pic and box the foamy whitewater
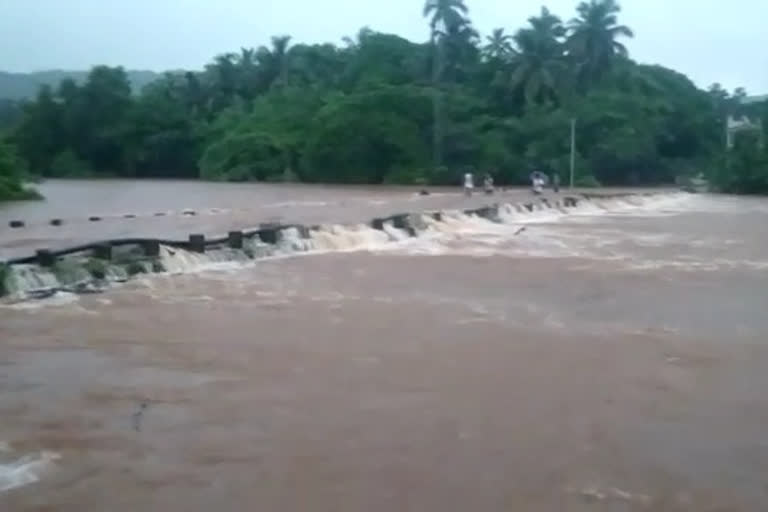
[0,446,60,493]
[5,192,758,304]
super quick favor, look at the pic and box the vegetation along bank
[0,0,766,200]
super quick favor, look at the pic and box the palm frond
[610,25,634,38]
[613,41,628,57]
[451,0,469,14]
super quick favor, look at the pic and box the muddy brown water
[1,179,662,260]
[2,182,768,511]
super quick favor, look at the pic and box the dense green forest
[1,0,767,201]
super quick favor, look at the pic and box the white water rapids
[0,445,60,493]
[0,193,731,302]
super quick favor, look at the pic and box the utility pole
[569,118,576,188]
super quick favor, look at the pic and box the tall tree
[708,82,732,127]
[0,99,23,133]
[423,0,469,35]
[124,76,201,178]
[423,0,470,168]
[510,28,567,106]
[509,8,568,106]
[13,85,63,173]
[235,47,260,100]
[341,31,427,89]
[483,28,513,61]
[438,18,480,84]
[342,26,375,50]
[257,36,293,90]
[205,53,239,111]
[567,0,634,84]
[74,66,133,172]
[286,43,347,89]
[529,7,567,40]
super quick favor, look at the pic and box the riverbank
[0,142,43,202]
[0,177,42,202]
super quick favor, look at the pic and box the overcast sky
[1,0,765,93]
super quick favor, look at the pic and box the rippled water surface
[2,183,768,511]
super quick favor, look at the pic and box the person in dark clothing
[483,174,494,195]
[552,173,561,193]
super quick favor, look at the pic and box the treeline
[0,70,161,101]
[1,0,767,200]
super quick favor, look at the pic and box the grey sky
[1,0,765,93]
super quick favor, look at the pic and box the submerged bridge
[0,192,607,300]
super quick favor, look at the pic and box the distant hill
[0,70,163,100]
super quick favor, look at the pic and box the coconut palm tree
[257,35,293,90]
[423,0,470,167]
[342,26,375,50]
[204,53,239,111]
[237,47,256,66]
[484,28,513,60]
[437,18,479,83]
[235,47,259,100]
[529,7,566,41]
[510,28,567,105]
[506,7,570,106]
[528,7,567,40]
[423,0,469,36]
[207,53,238,88]
[567,0,634,83]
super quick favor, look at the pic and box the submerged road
[0,180,671,260]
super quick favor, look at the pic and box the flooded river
[1,180,661,259]
[2,181,768,510]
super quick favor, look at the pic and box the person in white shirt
[532,173,544,195]
[463,172,474,197]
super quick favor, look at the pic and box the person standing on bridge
[530,171,544,195]
[483,173,495,195]
[463,171,475,197]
